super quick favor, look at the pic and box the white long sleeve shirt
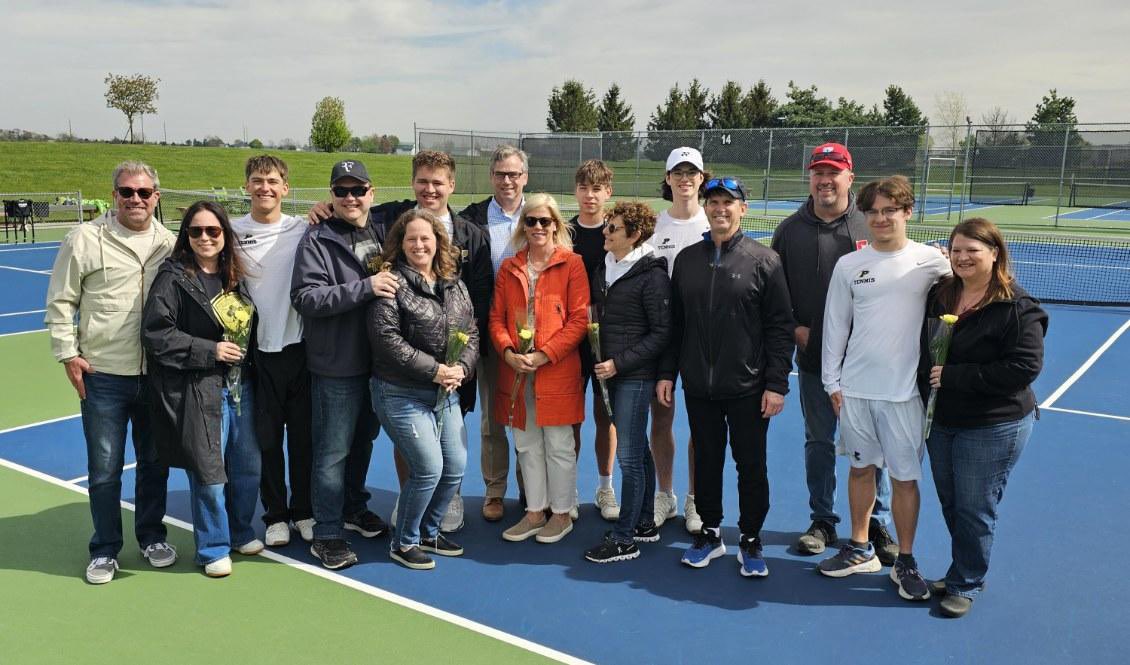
[822,241,951,401]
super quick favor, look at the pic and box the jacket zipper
[706,244,720,398]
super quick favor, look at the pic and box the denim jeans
[798,370,891,527]
[371,379,466,550]
[186,383,262,565]
[927,411,1034,599]
[80,372,168,559]
[310,373,379,540]
[610,379,656,544]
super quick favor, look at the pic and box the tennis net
[1069,181,1130,209]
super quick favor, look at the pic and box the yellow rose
[518,328,534,340]
[455,331,470,344]
[588,322,599,332]
[940,314,959,325]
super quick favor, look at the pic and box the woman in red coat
[490,193,589,545]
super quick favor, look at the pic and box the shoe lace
[147,542,173,554]
[90,556,114,567]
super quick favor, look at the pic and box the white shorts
[838,396,925,481]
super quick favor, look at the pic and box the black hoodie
[770,195,869,374]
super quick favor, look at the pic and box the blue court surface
[2,242,1128,664]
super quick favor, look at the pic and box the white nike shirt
[822,241,951,401]
[652,208,709,277]
[232,214,307,352]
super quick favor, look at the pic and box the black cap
[330,160,371,185]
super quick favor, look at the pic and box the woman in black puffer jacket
[583,201,671,564]
[367,209,479,570]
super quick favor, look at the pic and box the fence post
[917,124,931,224]
[764,129,774,216]
[634,132,642,199]
[957,120,973,223]
[77,189,83,225]
[1054,125,1069,228]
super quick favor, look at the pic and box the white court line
[0,427,591,665]
[0,265,51,275]
[67,462,135,484]
[0,413,81,436]
[1042,406,1130,423]
[1040,318,1130,409]
[0,328,47,338]
[0,244,60,253]
[0,308,46,318]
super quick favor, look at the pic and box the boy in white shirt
[819,176,950,602]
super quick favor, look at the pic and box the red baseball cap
[808,143,853,171]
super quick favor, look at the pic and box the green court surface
[0,333,551,665]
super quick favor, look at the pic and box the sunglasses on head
[188,226,223,239]
[705,177,746,197]
[332,184,370,198]
[524,216,555,228]
[116,186,156,200]
[809,151,849,165]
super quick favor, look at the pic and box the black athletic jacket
[659,232,795,400]
[918,283,1048,428]
[589,252,671,382]
[770,195,868,374]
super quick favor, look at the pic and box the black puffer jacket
[770,195,868,374]
[589,251,671,382]
[918,282,1048,428]
[142,259,256,484]
[367,263,479,392]
[659,232,795,399]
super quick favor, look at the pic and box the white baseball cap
[665,147,704,173]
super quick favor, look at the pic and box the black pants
[255,342,313,525]
[685,392,770,537]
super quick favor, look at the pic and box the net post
[957,120,973,223]
[1054,125,1069,227]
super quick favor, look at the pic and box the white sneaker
[265,522,290,547]
[441,492,465,533]
[294,518,315,543]
[653,491,678,527]
[204,556,232,577]
[234,539,264,555]
[570,488,580,521]
[85,556,118,584]
[595,487,620,521]
[684,494,703,534]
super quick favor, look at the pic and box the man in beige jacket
[45,161,179,584]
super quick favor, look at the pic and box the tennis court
[2,236,1128,664]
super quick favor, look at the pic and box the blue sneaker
[738,535,768,577]
[681,527,725,568]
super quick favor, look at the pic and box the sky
[2,0,1128,145]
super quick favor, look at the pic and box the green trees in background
[546,80,598,132]
[310,96,351,153]
[104,73,160,144]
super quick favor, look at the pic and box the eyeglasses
[187,226,223,239]
[669,169,700,181]
[332,185,370,198]
[809,151,850,166]
[864,206,908,218]
[116,187,156,200]
[492,171,525,181]
[705,178,746,198]
[524,216,554,228]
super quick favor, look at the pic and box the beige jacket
[44,212,176,375]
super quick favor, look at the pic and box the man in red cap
[770,143,899,565]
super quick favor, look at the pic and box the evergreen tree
[546,80,599,132]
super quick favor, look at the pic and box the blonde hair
[510,193,573,251]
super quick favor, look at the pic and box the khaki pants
[479,356,518,499]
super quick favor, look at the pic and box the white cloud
[2,0,1128,143]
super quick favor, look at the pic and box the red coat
[489,246,590,429]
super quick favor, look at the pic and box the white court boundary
[1039,317,1130,421]
[0,328,47,338]
[0,243,60,253]
[0,416,591,665]
[0,308,46,318]
[0,265,51,275]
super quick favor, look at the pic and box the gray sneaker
[85,556,118,584]
[141,542,178,568]
[796,520,838,555]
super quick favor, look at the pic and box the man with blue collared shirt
[460,144,528,522]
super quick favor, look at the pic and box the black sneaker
[940,593,973,618]
[390,546,435,570]
[420,533,464,557]
[796,520,837,555]
[584,534,640,563]
[310,538,358,570]
[869,521,899,567]
[344,510,388,538]
[890,558,931,601]
[633,521,660,543]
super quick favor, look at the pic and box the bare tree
[104,73,160,144]
[932,90,969,149]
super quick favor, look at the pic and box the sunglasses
[605,223,626,234]
[332,185,370,198]
[116,187,156,200]
[187,226,223,239]
[809,151,849,165]
[705,177,746,197]
[524,216,555,228]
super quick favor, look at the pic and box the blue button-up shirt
[487,196,522,274]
